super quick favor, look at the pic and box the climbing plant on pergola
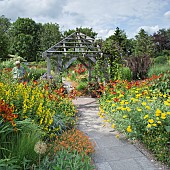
[42,31,103,82]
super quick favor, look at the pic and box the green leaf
[165,126,170,132]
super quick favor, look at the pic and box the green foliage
[134,29,154,57]
[39,148,94,170]
[0,60,14,69]
[102,27,128,80]
[40,23,62,52]
[64,27,97,38]
[149,72,170,94]
[9,18,41,61]
[154,56,169,65]
[120,67,132,81]
[148,63,170,77]
[100,79,170,166]
[0,15,11,60]
[76,81,88,91]
[27,68,46,81]
[0,119,43,169]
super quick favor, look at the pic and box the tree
[9,18,41,61]
[102,27,128,80]
[134,29,154,57]
[153,28,170,56]
[64,27,97,38]
[0,15,11,60]
[127,29,154,80]
[40,23,62,52]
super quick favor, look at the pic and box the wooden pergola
[42,31,103,82]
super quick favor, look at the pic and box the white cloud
[136,25,160,35]
[0,0,169,38]
[164,11,170,19]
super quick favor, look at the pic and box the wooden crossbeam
[47,51,101,53]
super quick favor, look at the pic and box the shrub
[120,67,132,81]
[127,55,151,80]
[27,68,46,81]
[148,63,170,77]
[40,148,94,170]
[53,129,95,155]
[76,81,88,91]
[154,56,168,65]
[0,118,43,169]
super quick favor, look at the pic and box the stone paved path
[73,97,167,170]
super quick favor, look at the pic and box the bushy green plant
[148,63,170,77]
[0,60,14,69]
[0,119,44,169]
[76,81,88,91]
[154,56,168,65]
[120,67,132,81]
[150,72,170,94]
[27,68,46,81]
[39,148,94,170]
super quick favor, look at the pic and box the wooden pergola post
[88,59,92,82]
[47,55,51,79]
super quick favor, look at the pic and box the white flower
[34,141,47,154]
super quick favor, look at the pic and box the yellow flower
[145,106,150,110]
[137,108,142,112]
[111,124,115,128]
[159,93,163,97]
[148,119,154,124]
[153,124,157,127]
[155,109,161,116]
[144,114,149,119]
[142,102,147,106]
[153,97,157,100]
[164,101,170,106]
[127,126,132,133]
[117,106,122,110]
[125,101,129,105]
[157,121,161,124]
[112,103,115,107]
[119,94,124,98]
[167,112,170,115]
[146,96,150,99]
[161,113,166,119]
[163,94,167,98]
[126,107,131,112]
[147,124,151,128]
[123,115,127,119]
[121,107,126,111]
[120,100,125,105]
[116,134,120,138]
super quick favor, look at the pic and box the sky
[0,0,170,39]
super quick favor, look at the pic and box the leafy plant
[127,55,151,80]
[148,63,170,77]
[120,67,132,81]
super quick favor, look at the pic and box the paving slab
[72,97,168,170]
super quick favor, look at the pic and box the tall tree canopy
[101,27,128,80]
[0,15,11,60]
[9,18,41,61]
[134,29,154,57]
[153,28,170,56]
[64,27,97,38]
[40,23,62,52]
